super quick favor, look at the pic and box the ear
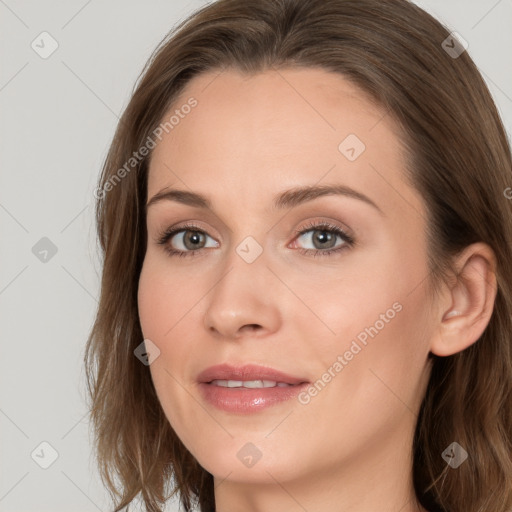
[430,242,497,357]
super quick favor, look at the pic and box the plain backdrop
[1,0,511,510]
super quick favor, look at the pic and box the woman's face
[138,67,435,498]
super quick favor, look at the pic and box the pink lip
[197,364,310,414]
[197,363,308,385]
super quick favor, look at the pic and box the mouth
[197,363,309,386]
[197,364,310,413]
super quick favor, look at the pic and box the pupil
[314,230,335,249]
[185,230,203,249]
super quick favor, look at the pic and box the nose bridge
[202,233,281,339]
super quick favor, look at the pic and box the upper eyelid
[166,220,346,234]
[161,220,351,245]
[294,219,353,237]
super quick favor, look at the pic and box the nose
[202,246,281,341]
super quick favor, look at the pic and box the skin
[137,67,497,512]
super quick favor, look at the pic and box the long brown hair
[84,1,512,510]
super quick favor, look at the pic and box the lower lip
[198,382,309,414]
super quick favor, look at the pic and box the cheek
[302,257,425,361]
[138,281,196,453]
[137,259,205,431]
[304,272,432,430]
[137,256,197,340]
[288,292,432,471]
[299,240,432,413]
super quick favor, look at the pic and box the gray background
[1,0,511,510]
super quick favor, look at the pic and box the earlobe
[430,243,497,357]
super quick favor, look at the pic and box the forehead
[155,67,390,156]
[147,67,423,221]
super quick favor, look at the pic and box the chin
[187,436,303,483]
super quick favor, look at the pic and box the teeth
[210,379,292,388]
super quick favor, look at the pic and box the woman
[85,0,512,511]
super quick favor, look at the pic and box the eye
[156,220,355,259]
[157,222,218,258]
[291,221,354,257]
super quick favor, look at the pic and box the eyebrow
[146,184,383,215]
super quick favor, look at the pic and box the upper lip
[197,364,309,385]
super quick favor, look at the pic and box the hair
[84,0,512,511]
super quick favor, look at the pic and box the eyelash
[156,220,355,259]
